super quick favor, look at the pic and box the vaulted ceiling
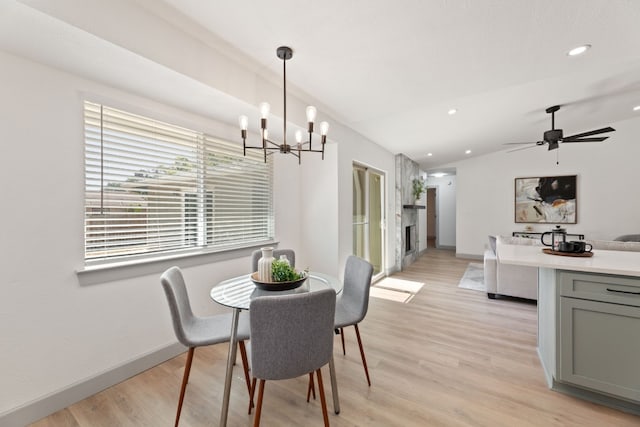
[4,0,640,171]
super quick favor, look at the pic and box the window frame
[82,101,275,272]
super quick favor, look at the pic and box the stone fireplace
[395,153,424,270]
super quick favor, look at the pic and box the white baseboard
[0,342,185,426]
[455,252,483,260]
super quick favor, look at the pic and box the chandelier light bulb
[306,106,317,123]
[238,115,248,130]
[295,130,303,143]
[320,121,330,136]
[259,102,271,119]
[263,129,268,140]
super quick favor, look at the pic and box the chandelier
[239,46,329,164]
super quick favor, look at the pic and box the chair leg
[175,347,195,427]
[353,324,371,386]
[248,377,257,415]
[316,369,330,427]
[253,379,266,427]
[306,372,316,402]
[340,327,346,355]
[238,340,253,409]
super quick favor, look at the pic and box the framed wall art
[514,175,577,224]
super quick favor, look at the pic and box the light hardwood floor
[32,249,640,426]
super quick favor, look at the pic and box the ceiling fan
[506,105,615,152]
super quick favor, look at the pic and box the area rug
[458,262,486,292]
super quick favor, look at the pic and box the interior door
[427,187,437,248]
[353,165,385,279]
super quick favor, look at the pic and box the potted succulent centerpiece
[271,258,305,282]
[252,255,308,290]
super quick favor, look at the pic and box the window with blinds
[84,101,273,263]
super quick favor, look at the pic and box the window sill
[76,241,279,286]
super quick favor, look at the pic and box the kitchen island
[498,243,640,414]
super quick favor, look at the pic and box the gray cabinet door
[559,297,640,402]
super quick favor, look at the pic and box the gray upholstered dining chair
[249,288,336,427]
[251,248,296,272]
[335,255,374,386]
[160,266,252,427]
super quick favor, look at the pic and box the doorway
[353,164,385,281]
[426,187,437,248]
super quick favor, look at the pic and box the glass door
[353,164,385,279]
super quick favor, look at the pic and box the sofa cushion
[588,240,640,252]
[614,234,640,242]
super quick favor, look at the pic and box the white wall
[451,116,640,257]
[426,175,457,248]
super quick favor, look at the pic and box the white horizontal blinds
[203,135,273,245]
[84,101,273,262]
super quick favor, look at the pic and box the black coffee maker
[541,226,567,252]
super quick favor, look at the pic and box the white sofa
[484,236,539,300]
[483,235,640,301]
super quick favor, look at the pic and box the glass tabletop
[210,272,342,310]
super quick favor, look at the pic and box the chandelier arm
[264,139,281,148]
[244,145,280,151]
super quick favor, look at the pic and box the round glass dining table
[211,271,343,310]
[210,272,343,426]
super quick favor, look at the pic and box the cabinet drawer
[559,271,640,307]
[559,297,640,402]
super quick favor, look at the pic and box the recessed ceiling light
[431,172,446,178]
[634,105,640,111]
[427,152,433,157]
[465,149,471,154]
[448,108,457,115]
[567,44,591,56]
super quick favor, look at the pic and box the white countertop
[497,243,640,277]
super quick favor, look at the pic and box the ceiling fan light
[567,44,591,56]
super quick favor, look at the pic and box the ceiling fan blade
[562,136,609,143]
[504,141,538,145]
[564,127,615,139]
[507,144,539,153]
